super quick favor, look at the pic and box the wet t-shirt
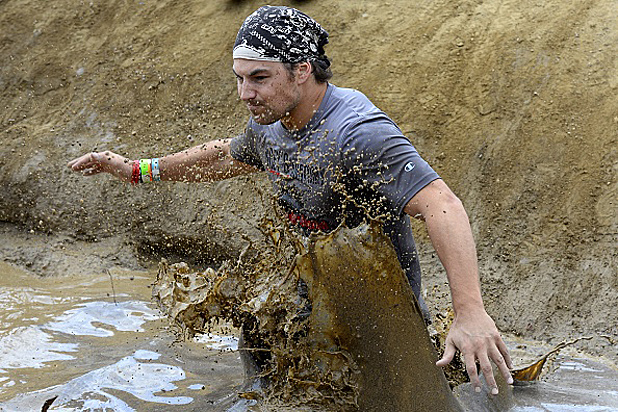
[230,83,439,300]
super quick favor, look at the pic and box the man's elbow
[405,179,466,220]
[441,189,465,212]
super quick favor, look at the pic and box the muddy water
[153,220,463,411]
[456,340,618,412]
[0,261,243,411]
[1,258,617,411]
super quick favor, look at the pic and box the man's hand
[67,151,132,182]
[436,308,513,394]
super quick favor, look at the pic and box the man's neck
[281,82,328,131]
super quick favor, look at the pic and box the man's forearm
[160,139,254,182]
[67,138,255,184]
[405,179,485,314]
[423,195,485,314]
[409,181,514,392]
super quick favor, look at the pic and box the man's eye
[254,76,268,82]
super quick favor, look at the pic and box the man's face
[232,59,301,125]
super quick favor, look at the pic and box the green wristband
[139,159,152,182]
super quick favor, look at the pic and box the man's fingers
[69,152,108,173]
[435,341,456,367]
[495,337,513,369]
[477,352,499,395]
[490,345,514,385]
[70,159,90,171]
[82,168,102,176]
[69,153,96,171]
[463,352,482,392]
[67,157,84,170]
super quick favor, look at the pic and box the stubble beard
[249,91,301,126]
[250,105,281,125]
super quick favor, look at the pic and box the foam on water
[44,301,161,337]
[193,333,239,351]
[1,350,193,411]
[0,326,78,374]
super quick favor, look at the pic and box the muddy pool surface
[1,257,616,412]
[0,261,244,411]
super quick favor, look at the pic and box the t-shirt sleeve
[229,119,265,170]
[340,117,440,215]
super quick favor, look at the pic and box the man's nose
[238,81,256,101]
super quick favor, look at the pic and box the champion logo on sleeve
[404,161,416,172]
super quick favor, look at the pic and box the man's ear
[296,61,313,84]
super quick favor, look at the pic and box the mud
[154,217,463,411]
[296,221,462,411]
[2,256,617,411]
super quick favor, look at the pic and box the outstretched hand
[67,151,132,182]
[436,309,513,395]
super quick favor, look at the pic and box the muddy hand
[436,309,513,395]
[67,151,132,182]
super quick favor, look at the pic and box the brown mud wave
[153,218,462,411]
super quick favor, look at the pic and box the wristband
[152,158,161,182]
[131,160,140,185]
[139,158,152,182]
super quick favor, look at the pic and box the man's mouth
[247,101,262,111]
[248,103,269,119]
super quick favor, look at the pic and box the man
[68,5,513,395]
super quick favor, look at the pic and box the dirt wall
[0,0,616,358]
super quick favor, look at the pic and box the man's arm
[67,138,257,182]
[404,178,513,394]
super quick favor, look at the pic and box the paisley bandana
[233,5,329,63]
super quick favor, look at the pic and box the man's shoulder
[327,84,378,117]
[327,85,398,128]
[325,84,402,141]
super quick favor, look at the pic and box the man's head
[232,6,332,125]
[233,6,331,71]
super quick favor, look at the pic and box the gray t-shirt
[230,83,439,300]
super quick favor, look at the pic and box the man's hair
[284,57,333,84]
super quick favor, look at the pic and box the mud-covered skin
[154,217,462,411]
